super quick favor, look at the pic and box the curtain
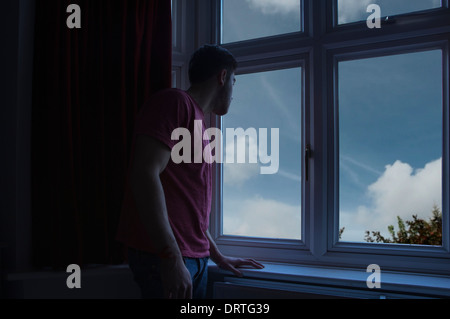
[31,0,172,269]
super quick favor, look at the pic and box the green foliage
[339,227,345,240]
[364,205,442,245]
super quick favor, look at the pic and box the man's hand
[160,257,193,299]
[206,230,265,277]
[215,255,265,277]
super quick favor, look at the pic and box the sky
[221,0,444,243]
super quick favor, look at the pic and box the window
[205,0,450,274]
[222,68,302,240]
[338,50,443,245]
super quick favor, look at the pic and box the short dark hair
[188,45,238,84]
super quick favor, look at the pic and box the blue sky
[221,0,443,242]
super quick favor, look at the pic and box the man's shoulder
[147,88,199,116]
[140,88,198,125]
[152,88,190,103]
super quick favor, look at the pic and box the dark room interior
[1,0,450,303]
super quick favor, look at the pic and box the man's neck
[186,86,215,115]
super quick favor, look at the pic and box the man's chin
[213,110,227,116]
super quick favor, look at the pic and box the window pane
[222,0,302,44]
[338,50,443,245]
[337,0,442,25]
[222,68,302,240]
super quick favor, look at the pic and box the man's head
[188,45,237,116]
[189,45,237,84]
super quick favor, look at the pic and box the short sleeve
[134,90,192,150]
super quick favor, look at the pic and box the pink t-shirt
[117,88,212,258]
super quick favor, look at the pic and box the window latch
[305,144,312,182]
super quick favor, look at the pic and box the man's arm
[130,134,192,299]
[206,230,264,277]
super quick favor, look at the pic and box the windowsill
[208,261,450,298]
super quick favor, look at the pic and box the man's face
[213,71,236,116]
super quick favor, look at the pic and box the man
[117,45,264,299]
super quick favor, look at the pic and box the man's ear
[218,69,228,86]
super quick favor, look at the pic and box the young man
[117,45,264,299]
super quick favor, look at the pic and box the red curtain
[31,0,172,269]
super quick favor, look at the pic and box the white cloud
[223,162,259,186]
[223,195,301,239]
[245,0,300,15]
[341,158,442,242]
[223,134,259,186]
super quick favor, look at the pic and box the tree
[364,205,442,245]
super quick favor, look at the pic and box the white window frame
[210,57,310,264]
[194,0,450,276]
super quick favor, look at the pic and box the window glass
[222,0,302,44]
[338,50,443,245]
[337,0,442,25]
[222,68,302,240]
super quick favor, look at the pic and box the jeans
[128,247,209,299]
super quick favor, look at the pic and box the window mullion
[306,0,331,259]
